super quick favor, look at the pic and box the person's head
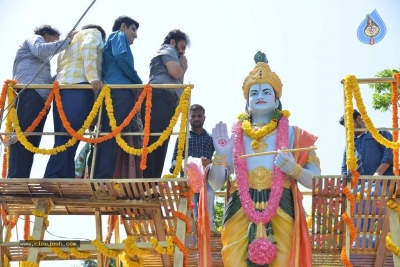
[243,51,283,118]
[81,24,106,42]
[34,25,60,43]
[162,29,190,56]
[339,109,365,135]
[112,16,139,45]
[189,104,205,129]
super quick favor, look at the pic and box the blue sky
[0,0,399,266]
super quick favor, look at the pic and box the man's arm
[27,35,71,59]
[374,131,394,175]
[163,54,187,80]
[110,32,142,84]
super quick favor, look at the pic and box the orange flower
[172,235,189,267]
[343,187,356,214]
[174,211,190,233]
[140,85,153,170]
[24,215,30,240]
[53,82,148,144]
[104,215,118,244]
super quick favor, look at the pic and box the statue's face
[248,83,278,114]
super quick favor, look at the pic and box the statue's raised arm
[207,122,234,190]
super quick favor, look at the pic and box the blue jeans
[192,180,215,229]
[44,87,94,178]
[94,89,136,179]
[8,90,48,178]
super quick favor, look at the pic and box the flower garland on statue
[238,109,283,151]
[232,109,290,265]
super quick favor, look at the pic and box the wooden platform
[0,178,222,267]
[311,175,399,267]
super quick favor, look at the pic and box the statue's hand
[274,147,296,174]
[212,121,234,157]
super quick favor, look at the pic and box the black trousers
[141,90,177,178]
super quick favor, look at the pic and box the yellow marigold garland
[91,239,121,258]
[123,236,150,257]
[21,262,38,267]
[50,246,70,259]
[121,252,145,267]
[70,247,91,259]
[150,236,174,255]
[32,209,49,228]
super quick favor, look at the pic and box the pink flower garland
[232,116,289,264]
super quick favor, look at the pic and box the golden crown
[242,51,283,100]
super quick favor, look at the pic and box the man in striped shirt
[44,24,106,178]
[170,104,218,233]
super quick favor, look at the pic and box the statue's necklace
[250,127,276,152]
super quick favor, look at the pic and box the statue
[207,51,321,266]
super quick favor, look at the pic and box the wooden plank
[374,213,390,267]
[389,200,400,267]
[27,200,49,263]
[153,208,170,266]
[95,208,103,266]
[174,197,187,267]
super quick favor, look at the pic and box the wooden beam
[153,209,170,266]
[27,200,49,263]
[374,212,390,267]
[13,83,194,89]
[174,198,187,267]
[95,208,103,267]
[0,210,4,267]
[389,200,400,267]
[0,241,170,249]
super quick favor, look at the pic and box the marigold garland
[123,236,150,257]
[105,215,118,244]
[172,236,188,267]
[140,85,152,170]
[386,233,400,258]
[121,252,145,267]
[178,185,194,210]
[24,89,53,133]
[70,247,91,259]
[150,236,174,255]
[21,261,38,267]
[32,209,49,228]
[343,187,356,214]
[92,239,121,258]
[173,211,190,233]
[50,246,70,259]
[4,254,10,267]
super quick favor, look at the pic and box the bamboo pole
[13,84,194,89]
[240,146,317,158]
[340,77,396,84]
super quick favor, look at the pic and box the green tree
[214,196,225,230]
[368,67,400,112]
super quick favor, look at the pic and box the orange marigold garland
[140,85,152,170]
[393,73,400,176]
[172,235,189,267]
[24,215,30,240]
[173,211,190,233]
[104,215,118,244]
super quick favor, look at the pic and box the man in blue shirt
[94,16,142,179]
[340,109,393,177]
[170,104,219,234]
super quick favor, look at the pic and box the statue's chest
[243,134,277,170]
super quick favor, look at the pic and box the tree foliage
[369,67,400,112]
[81,258,120,267]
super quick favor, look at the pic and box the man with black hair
[44,24,105,178]
[8,25,76,178]
[93,16,143,179]
[142,29,190,179]
[340,109,393,176]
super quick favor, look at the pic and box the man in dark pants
[93,16,142,179]
[142,29,189,178]
[44,24,105,178]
